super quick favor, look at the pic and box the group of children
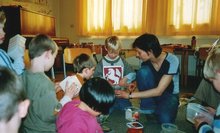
[0,8,136,133]
[1,7,220,133]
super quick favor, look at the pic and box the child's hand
[64,82,78,99]
[205,106,216,116]
[194,114,211,130]
[118,77,128,87]
[55,82,62,92]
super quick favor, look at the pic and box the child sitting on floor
[194,42,220,132]
[94,36,136,111]
[56,53,96,100]
[56,77,115,133]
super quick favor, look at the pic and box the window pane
[112,0,143,32]
[197,0,212,24]
[182,0,193,24]
[172,0,212,29]
[87,0,107,31]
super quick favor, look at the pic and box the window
[172,0,212,29]
[78,0,146,36]
[78,0,220,36]
[168,0,220,35]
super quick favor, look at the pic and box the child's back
[21,70,57,132]
[20,34,75,133]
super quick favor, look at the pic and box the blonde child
[20,34,76,133]
[94,36,136,111]
[194,44,220,132]
[0,9,24,75]
[0,67,29,133]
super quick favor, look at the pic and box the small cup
[126,121,144,133]
[125,107,140,121]
[161,123,178,133]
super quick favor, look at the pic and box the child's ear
[44,50,52,59]
[82,68,89,74]
[18,99,30,118]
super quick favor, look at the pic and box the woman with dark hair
[116,33,180,124]
[56,77,115,133]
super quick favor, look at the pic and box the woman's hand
[115,90,129,99]
[127,82,136,92]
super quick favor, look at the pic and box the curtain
[78,0,220,36]
[166,0,220,35]
[78,0,147,36]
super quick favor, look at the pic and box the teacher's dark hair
[132,33,162,58]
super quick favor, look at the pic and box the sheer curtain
[78,0,220,36]
[167,0,220,35]
[78,0,147,36]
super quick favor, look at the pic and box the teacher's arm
[115,74,173,99]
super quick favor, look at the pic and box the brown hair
[73,53,96,73]
[28,34,58,59]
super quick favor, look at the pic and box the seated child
[20,34,76,133]
[56,77,115,133]
[56,53,96,100]
[194,44,220,132]
[94,36,136,111]
[0,66,30,133]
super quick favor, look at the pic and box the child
[20,34,76,133]
[56,77,115,133]
[0,9,24,75]
[56,53,96,100]
[194,44,220,132]
[0,66,30,133]
[94,36,136,111]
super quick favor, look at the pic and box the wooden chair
[63,47,93,78]
[24,49,30,68]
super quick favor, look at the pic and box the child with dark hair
[0,9,24,75]
[0,66,30,133]
[56,53,96,100]
[56,77,115,133]
[73,53,96,81]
